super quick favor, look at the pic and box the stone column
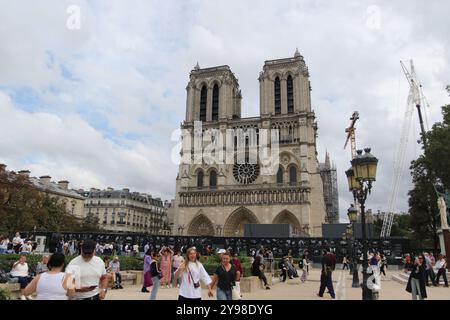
[193,87,200,121]
[266,79,273,115]
[206,85,212,121]
[259,77,265,115]
[281,78,287,114]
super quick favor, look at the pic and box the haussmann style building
[79,188,169,234]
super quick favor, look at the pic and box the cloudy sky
[0,0,449,222]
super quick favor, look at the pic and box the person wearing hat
[66,239,109,300]
[217,249,227,260]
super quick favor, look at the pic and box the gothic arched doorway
[223,207,259,236]
[187,213,215,236]
[272,210,302,235]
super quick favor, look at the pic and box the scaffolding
[320,152,339,224]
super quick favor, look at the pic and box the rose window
[233,163,260,184]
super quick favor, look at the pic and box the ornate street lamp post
[347,204,359,287]
[347,148,378,300]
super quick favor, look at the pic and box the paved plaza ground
[106,268,450,300]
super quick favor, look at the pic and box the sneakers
[26,296,33,300]
[119,285,123,289]
[141,287,149,293]
[265,286,271,290]
[20,295,27,300]
[166,285,170,289]
[177,284,180,288]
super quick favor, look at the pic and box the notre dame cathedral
[171,49,331,237]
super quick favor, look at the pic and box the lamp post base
[352,263,359,288]
[361,270,374,300]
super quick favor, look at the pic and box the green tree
[80,212,101,232]
[408,97,450,250]
[0,168,86,234]
[0,170,43,234]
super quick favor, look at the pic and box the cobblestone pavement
[106,268,450,300]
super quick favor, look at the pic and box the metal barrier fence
[25,231,409,264]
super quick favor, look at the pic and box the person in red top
[231,253,243,277]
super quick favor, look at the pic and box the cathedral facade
[171,50,327,237]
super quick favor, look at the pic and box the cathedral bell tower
[258,48,312,117]
[185,64,242,123]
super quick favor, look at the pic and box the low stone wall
[0,283,21,300]
[239,273,273,293]
[124,271,142,285]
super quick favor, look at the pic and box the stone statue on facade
[438,196,449,230]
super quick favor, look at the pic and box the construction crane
[344,111,360,159]
[344,111,361,218]
[381,60,425,237]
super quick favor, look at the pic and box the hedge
[0,254,144,274]
[0,254,256,277]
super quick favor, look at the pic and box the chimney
[58,180,69,190]
[39,176,51,185]
[0,164,7,171]
[18,170,31,177]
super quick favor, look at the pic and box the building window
[287,75,294,114]
[276,166,283,184]
[274,77,281,114]
[212,84,219,121]
[289,166,297,184]
[197,170,204,188]
[200,85,207,122]
[209,170,217,188]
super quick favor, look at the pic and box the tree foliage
[408,98,450,249]
[0,169,91,235]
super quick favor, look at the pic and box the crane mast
[381,60,425,237]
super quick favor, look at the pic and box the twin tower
[171,49,328,238]
[184,48,312,123]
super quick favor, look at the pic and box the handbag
[143,271,153,287]
[232,282,241,300]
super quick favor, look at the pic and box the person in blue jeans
[149,251,161,300]
[209,252,240,300]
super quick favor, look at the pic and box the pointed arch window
[274,77,281,114]
[200,85,207,122]
[276,166,284,184]
[212,84,219,121]
[209,170,217,188]
[287,75,294,114]
[197,170,204,188]
[289,166,297,185]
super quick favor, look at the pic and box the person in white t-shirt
[66,239,108,300]
[133,244,139,257]
[12,232,24,254]
[10,255,32,300]
[174,247,212,301]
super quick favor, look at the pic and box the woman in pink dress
[159,246,174,288]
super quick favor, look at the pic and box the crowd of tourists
[2,232,449,301]
[0,233,38,255]
[402,252,448,300]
